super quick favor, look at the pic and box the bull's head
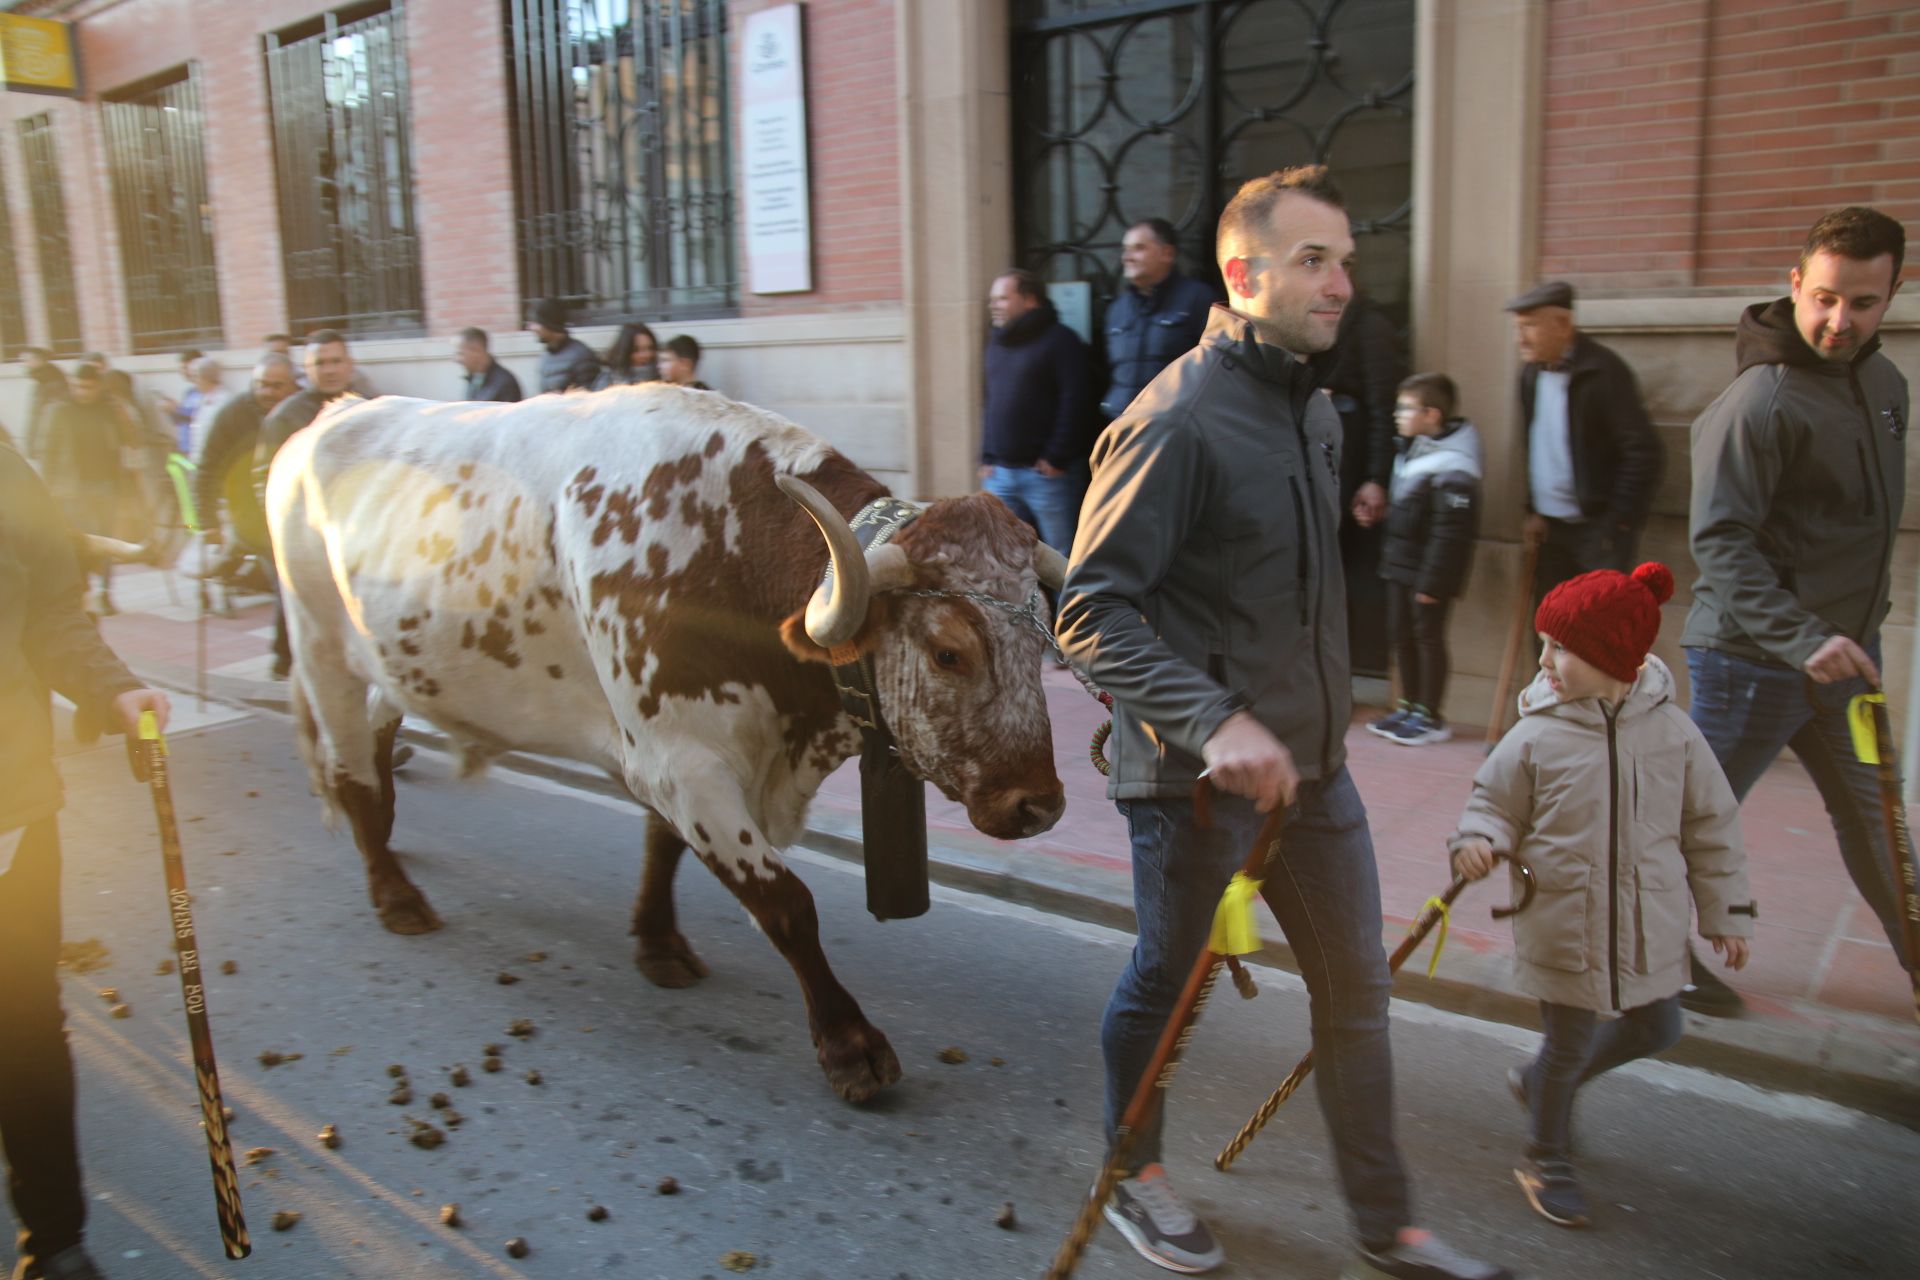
[775,474,1068,841]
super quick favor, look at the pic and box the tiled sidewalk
[92,564,1918,1083]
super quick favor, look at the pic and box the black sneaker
[1355,1229,1512,1279]
[1515,1158,1591,1227]
[1102,1163,1224,1274]
[1680,946,1745,1017]
[14,1244,107,1280]
[1386,707,1451,746]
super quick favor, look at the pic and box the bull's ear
[779,595,893,665]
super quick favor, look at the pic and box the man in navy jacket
[1099,218,1216,420]
[980,270,1093,552]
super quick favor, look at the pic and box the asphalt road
[11,711,1917,1279]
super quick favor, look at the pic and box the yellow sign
[0,15,81,96]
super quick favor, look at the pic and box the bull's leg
[368,698,403,850]
[630,813,710,988]
[304,666,440,935]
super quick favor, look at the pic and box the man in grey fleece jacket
[1057,167,1509,1280]
[1683,206,1911,1014]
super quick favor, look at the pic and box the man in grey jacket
[1057,167,1509,1280]
[1682,206,1910,1015]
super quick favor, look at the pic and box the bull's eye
[934,648,960,669]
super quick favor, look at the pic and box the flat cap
[1505,281,1575,313]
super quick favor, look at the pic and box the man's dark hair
[1801,206,1906,282]
[458,326,490,349]
[178,347,203,364]
[1217,165,1347,258]
[665,334,701,365]
[1398,372,1457,419]
[264,332,295,345]
[72,361,104,384]
[996,268,1048,303]
[1133,217,1180,249]
[82,351,107,365]
[305,328,348,349]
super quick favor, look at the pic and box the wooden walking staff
[1486,539,1542,746]
[1042,787,1283,1280]
[130,712,252,1259]
[1213,853,1537,1173]
[1849,686,1920,1025]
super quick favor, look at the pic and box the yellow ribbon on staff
[1420,896,1452,977]
[1209,873,1264,956]
[1850,693,1886,765]
[137,709,167,755]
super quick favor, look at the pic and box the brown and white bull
[265,384,1067,1101]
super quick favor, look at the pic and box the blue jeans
[1686,646,1910,967]
[982,464,1080,553]
[1103,769,1411,1247]
[1523,996,1682,1160]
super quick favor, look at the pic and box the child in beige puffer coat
[1449,562,1755,1231]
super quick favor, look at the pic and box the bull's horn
[1032,542,1068,591]
[776,473,916,650]
[84,534,150,564]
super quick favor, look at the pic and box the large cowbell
[829,497,930,922]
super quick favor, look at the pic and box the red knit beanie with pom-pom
[1533,562,1676,683]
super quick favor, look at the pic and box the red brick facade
[1539,0,1920,290]
[0,0,901,358]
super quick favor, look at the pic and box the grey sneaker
[1387,708,1451,745]
[1515,1158,1591,1227]
[1102,1163,1224,1274]
[1355,1229,1513,1280]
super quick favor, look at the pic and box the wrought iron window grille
[102,65,226,354]
[506,0,738,324]
[1012,0,1413,332]
[16,112,83,357]
[264,2,425,338]
[0,161,28,360]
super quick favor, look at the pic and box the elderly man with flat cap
[1509,281,1664,606]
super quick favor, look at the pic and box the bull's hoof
[635,932,709,988]
[375,883,443,935]
[819,1024,902,1103]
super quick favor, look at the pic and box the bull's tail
[289,671,341,830]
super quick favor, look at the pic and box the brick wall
[735,0,905,315]
[1540,0,1920,290]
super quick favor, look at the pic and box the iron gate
[16,113,82,356]
[102,66,226,353]
[1011,0,1413,328]
[264,2,424,336]
[0,160,26,359]
[505,0,737,321]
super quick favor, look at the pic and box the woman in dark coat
[599,321,661,387]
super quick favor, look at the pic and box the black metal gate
[0,161,27,359]
[16,113,82,356]
[264,2,424,336]
[1011,0,1413,328]
[505,0,736,321]
[102,66,226,353]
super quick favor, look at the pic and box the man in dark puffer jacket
[1363,373,1482,745]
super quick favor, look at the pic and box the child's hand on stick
[1450,838,1496,882]
[1706,935,1749,971]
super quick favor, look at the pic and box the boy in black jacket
[1362,373,1483,745]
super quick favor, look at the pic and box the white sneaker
[1102,1163,1225,1274]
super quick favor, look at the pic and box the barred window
[16,113,82,356]
[264,2,424,336]
[506,0,737,321]
[102,66,225,353]
[0,161,26,359]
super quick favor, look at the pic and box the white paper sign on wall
[743,3,812,295]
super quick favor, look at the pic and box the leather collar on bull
[819,496,932,923]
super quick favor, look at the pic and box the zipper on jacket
[1848,365,1896,643]
[1604,703,1622,1012]
[1855,441,1877,518]
[1289,414,1338,770]
[1286,474,1311,626]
